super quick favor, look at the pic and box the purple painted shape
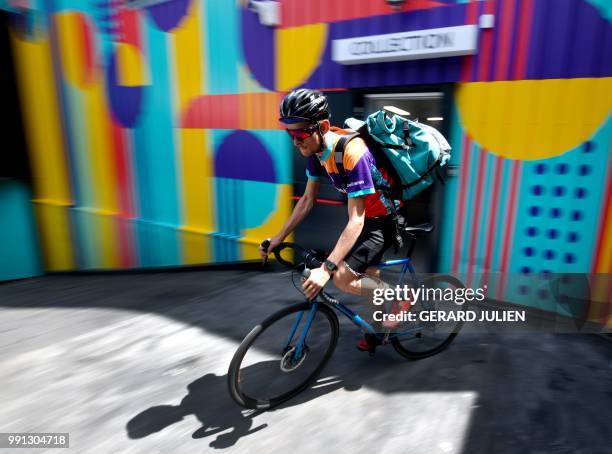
[146,0,190,32]
[106,50,143,128]
[528,0,612,79]
[527,0,547,80]
[602,22,612,76]
[543,0,574,80]
[303,4,468,89]
[215,131,276,183]
[241,7,275,90]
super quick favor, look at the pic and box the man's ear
[319,119,331,134]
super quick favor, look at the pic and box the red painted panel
[281,0,447,28]
[77,14,95,86]
[512,0,533,80]
[118,8,141,49]
[182,93,284,129]
[494,0,516,80]
[461,0,480,81]
[477,0,496,81]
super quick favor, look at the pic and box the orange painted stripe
[183,93,282,129]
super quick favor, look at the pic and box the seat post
[405,234,417,259]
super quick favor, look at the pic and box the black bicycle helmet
[279,89,330,124]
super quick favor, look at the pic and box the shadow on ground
[127,361,362,448]
[2,270,612,453]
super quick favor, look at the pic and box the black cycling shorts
[344,216,396,274]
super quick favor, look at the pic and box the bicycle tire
[392,274,465,360]
[228,302,339,409]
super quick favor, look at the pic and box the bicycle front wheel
[228,302,339,409]
[392,275,466,360]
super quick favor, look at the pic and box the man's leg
[332,262,388,297]
[332,217,412,337]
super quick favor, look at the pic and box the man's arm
[302,196,365,299]
[260,178,320,258]
[326,196,365,266]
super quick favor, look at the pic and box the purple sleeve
[306,155,323,180]
[345,152,376,198]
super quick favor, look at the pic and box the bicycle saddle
[403,222,434,237]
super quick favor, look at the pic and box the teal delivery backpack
[337,110,452,201]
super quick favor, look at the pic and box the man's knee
[365,267,380,278]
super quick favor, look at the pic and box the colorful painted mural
[5,0,611,324]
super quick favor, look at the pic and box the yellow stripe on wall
[241,184,293,261]
[34,202,75,271]
[82,82,121,268]
[10,31,72,204]
[456,78,612,159]
[10,30,75,270]
[175,0,214,264]
[276,23,328,92]
[116,43,148,86]
[179,130,214,264]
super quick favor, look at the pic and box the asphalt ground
[1,269,611,453]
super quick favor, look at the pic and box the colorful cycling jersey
[306,127,399,218]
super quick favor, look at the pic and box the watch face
[325,260,337,271]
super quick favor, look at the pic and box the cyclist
[260,89,409,350]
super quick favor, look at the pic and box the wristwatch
[324,259,338,275]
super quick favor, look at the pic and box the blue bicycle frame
[283,256,424,353]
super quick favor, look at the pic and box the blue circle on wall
[534,163,547,174]
[215,130,276,183]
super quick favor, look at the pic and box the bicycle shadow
[126,361,361,449]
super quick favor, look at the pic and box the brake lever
[300,269,337,304]
[260,239,271,267]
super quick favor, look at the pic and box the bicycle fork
[285,303,319,359]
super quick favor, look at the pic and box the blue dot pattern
[508,117,611,314]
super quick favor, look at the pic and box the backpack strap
[333,132,360,190]
[401,155,443,189]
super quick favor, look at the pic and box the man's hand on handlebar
[303,266,331,300]
[259,236,283,263]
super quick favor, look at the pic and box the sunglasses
[285,124,318,140]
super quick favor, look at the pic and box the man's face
[285,120,329,157]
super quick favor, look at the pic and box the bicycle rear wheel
[228,302,339,409]
[392,275,465,359]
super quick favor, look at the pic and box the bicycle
[227,223,466,410]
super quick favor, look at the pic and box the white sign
[332,25,479,65]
